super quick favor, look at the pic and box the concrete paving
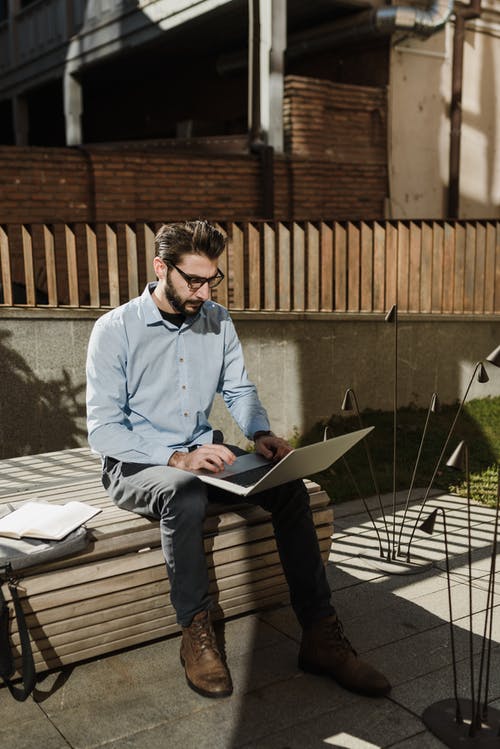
[2,491,499,749]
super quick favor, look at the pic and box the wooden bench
[0,448,334,674]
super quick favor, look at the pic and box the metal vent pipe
[286,0,454,61]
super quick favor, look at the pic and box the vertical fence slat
[385,222,397,310]
[463,222,476,313]
[229,223,245,310]
[86,224,100,307]
[65,224,79,306]
[360,222,373,312]
[106,224,120,308]
[143,223,156,283]
[0,226,13,305]
[0,219,498,315]
[453,223,465,313]
[373,222,385,312]
[125,224,139,301]
[397,222,409,312]
[43,225,58,306]
[484,222,496,314]
[248,223,260,311]
[307,222,320,312]
[334,222,347,312]
[495,223,500,314]
[278,222,291,311]
[293,222,305,311]
[320,222,333,312]
[213,222,229,308]
[263,222,276,311]
[442,223,455,313]
[22,225,36,306]
[408,222,421,312]
[347,222,360,312]
[420,221,432,313]
[474,222,486,314]
[431,222,444,313]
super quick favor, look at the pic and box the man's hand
[168,444,236,473]
[254,434,292,462]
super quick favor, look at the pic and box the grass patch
[298,396,500,506]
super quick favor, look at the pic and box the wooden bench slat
[1,447,333,678]
[27,587,291,672]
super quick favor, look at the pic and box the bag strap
[0,571,36,701]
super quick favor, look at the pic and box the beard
[163,275,203,316]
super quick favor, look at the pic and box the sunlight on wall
[458,359,500,402]
[461,25,500,215]
[388,27,452,219]
[142,0,232,30]
[389,17,500,219]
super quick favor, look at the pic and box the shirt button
[182,385,186,390]
[179,357,184,362]
[184,411,189,417]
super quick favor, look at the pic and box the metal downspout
[448,0,482,218]
[248,0,278,220]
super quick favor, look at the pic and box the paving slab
[0,690,70,749]
[1,491,499,749]
[390,645,500,716]
[236,695,424,749]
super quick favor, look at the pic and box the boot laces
[189,614,218,658]
[323,617,357,656]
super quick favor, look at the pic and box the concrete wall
[0,309,498,459]
[388,7,500,220]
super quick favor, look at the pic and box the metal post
[64,70,83,146]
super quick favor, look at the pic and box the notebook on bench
[195,427,373,497]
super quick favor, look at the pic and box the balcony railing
[1,220,499,314]
[0,0,213,74]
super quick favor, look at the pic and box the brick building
[1,0,500,222]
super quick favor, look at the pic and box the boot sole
[180,654,233,699]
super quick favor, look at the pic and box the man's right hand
[168,444,236,473]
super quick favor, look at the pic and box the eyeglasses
[170,263,224,291]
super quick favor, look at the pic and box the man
[86,220,390,699]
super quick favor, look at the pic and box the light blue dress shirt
[86,283,270,465]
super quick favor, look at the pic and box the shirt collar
[141,282,208,328]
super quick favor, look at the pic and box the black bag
[0,524,89,701]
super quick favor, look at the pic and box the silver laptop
[195,427,373,497]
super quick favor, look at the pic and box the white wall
[388,7,500,220]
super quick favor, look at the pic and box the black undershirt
[159,309,185,328]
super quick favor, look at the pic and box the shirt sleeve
[86,317,175,464]
[218,316,270,440]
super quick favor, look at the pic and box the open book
[0,501,101,541]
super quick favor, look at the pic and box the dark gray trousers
[102,455,335,628]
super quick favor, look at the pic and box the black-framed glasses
[170,263,224,291]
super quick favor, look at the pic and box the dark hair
[154,221,226,266]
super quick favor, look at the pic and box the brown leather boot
[298,615,391,697]
[180,610,233,698]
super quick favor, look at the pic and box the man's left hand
[254,434,292,462]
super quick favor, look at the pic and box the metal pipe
[286,0,454,59]
[448,1,482,218]
[219,1,455,76]
[248,0,262,146]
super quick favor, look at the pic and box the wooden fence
[1,220,499,313]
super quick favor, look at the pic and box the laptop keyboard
[221,464,272,487]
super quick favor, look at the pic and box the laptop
[195,426,373,497]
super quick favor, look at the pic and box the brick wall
[0,77,387,224]
[284,75,387,164]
